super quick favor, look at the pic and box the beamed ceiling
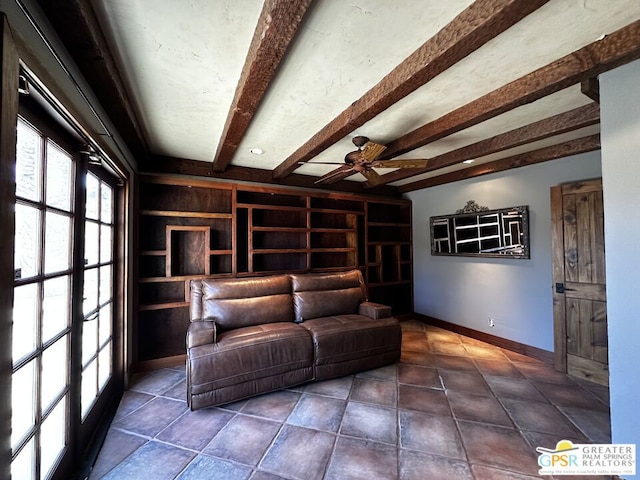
[37,0,640,195]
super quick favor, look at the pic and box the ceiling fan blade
[360,141,387,162]
[361,169,385,186]
[372,159,428,169]
[314,165,356,185]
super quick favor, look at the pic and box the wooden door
[551,179,608,385]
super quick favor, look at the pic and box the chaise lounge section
[186,270,401,410]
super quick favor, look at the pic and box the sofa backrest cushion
[290,270,366,322]
[190,275,294,329]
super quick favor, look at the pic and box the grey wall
[406,152,601,351]
[600,59,640,471]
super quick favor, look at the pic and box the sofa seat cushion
[300,314,401,370]
[188,322,313,395]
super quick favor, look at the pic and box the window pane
[16,120,42,202]
[11,437,34,480]
[100,224,112,263]
[41,397,67,479]
[82,318,97,367]
[81,360,97,418]
[14,204,40,280]
[101,182,113,223]
[42,276,69,343]
[41,336,68,411]
[11,360,36,451]
[45,141,72,211]
[12,284,38,363]
[98,346,111,392]
[98,303,112,346]
[44,212,71,274]
[84,221,99,266]
[86,173,99,220]
[99,265,112,305]
[83,267,98,316]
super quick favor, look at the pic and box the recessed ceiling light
[462,159,474,164]
[250,148,264,155]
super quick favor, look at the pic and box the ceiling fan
[310,136,427,186]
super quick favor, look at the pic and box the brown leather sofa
[186,270,402,410]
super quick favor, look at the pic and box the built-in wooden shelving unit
[135,175,412,368]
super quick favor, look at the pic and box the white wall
[406,152,601,351]
[600,59,640,473]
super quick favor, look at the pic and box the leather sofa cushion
[300,314,401,366]
[188,322,313,394]
[290,270,366,322]
[191,275,294,329]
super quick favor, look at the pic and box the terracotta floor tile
[340,402,397,444]
[112,397,187,437]
[558,406,612,443]
[101,441,196,480]
[325,436,398,480]
[112,390,155,422]
[241,389,301,422]
[398,364,442,389]
[129,368,186,396]
[260,425,336,480]
[533,381,609,411]
[89,429,147,479]
[92,319,612,479]
[434,355,478,372]
[203,415,281,466]
[470,464,542,480]
[350,377,397,407]
[399,410,465,460]
[484,375,548,403]
[514,362,577,385]
[431,342,468,356]
[475,358,524,378]
[427,331,462,344]
[447,391,513,427]
[399,449,472,480]
[438,369,491,395]
[463,344,508,360]
[286,394,346,432]
[501,398,584,438]
[458,421,539,476]
[156,408,234,451]
[398,384,452,417]
[356,363,398,382]
[400,350,435,367]
[303,375,354,399]
[176,454,252,480]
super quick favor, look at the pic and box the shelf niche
[166,225,211,277]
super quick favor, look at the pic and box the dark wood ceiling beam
[272,0,551,179]
[382,20,640,160]
[398,135,600,193]
[36,0,149,163]
[211,0,314,172]
[373,102,599,187]
[581,78,600,103]
[153,155,399,196]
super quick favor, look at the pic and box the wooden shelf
[139,249,166,256]
[251,248,308,254]
[237,203,308,212]
[252,226,308,232]
[139,301,189,311]
[140,209,232,219]
[310,208,364,215]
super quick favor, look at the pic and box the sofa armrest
[358,302,392,320]
[187,321,217,349]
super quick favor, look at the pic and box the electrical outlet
[488,318,495,328]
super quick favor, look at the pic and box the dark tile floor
[89,320,612,479]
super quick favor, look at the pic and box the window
[12,118,74,480]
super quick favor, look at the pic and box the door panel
[551,178,608,385]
